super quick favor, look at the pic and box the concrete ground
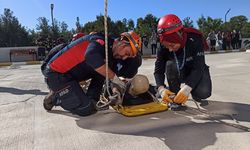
[0,52,250,150]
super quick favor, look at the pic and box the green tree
[197,15,223,37]
[82,14,117,35]
[28,29,38,45]
[60,21,72,42]
[241,22,250,38]
[0,8,31,47]
[36,17,70,49]
[82,21,96,34]
[135,17,146,36]
[229,15,248,32]
[183,17,194,28]
[52,19,61,42]
[197,15,207,33]
[36,17,52,49]
[127,19,135,31]
[135,14,158,37]
[36,17,51,36]
[113,20,127,35]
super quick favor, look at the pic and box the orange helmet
[72,32,85,41]
[120,31,142,56]
[157,14,183,36]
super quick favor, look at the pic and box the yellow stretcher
[83,80,168,117]
[112,100,168,117]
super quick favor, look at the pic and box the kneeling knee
[193,88,211,99]
[72,101,96,116]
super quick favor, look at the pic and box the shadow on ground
[0,87,47,95]
[50,100,250,150]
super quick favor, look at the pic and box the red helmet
[157,14,183,36]
[72,32,85,41]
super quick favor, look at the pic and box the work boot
[43,91,55,111]
[192,96,208,106]
[192,96,202,102]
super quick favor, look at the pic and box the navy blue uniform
[42,33,141,116]
[154,32,212,99]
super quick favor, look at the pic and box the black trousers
[44,67,104,116]
[151,44,157,55]
[165,60,212,99]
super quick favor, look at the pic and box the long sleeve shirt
[154,32,208,89]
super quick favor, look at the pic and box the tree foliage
[35,17,72,50]
[1,8,250,49]
[196,15,250,38]
[0,8,31,47]
[229,15,248,31]
[183,17,194,28]
[197,15,223,37]
[135,14,158,37]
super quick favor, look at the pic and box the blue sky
[0,0,249,30]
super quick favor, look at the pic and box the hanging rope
[104,0,110,96]
[96,0,113,109]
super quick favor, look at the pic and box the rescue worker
[154,14,212,104]
[42,31,142,116]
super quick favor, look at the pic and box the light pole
[50,4,54,29]
[50,4,55,47]
[76,17,80,32]
[225,8,231,23]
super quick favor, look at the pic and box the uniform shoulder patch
[96,39,105,45]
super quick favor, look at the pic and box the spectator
[222,32,227,50]
[225,32,231,50]
[142,35,149,48]
[217,31,223,50]
[150,32,157,55]
[231,30,237,49]
[207,30,217,51]
[238,31,242,49]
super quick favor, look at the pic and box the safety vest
[48,34,104,73]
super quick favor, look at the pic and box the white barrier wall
[0,46,39,62]
[242,38,250,48]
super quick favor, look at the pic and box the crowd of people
[207,30,242,51]
[140,29,243,55]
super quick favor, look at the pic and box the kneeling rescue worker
[42,31,142,116]
[154,14,212,104]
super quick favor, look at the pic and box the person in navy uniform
[154,14,212,104]
[42,31,142,116]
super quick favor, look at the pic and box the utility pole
[50,4,54,29]
[76,17,81,32]
[50,3,55,47]
[225,8,231,23]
